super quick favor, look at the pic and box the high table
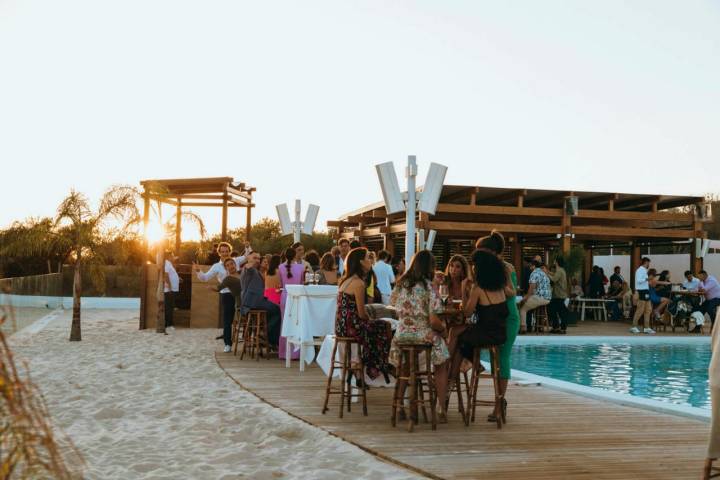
[569,297,612,321]
[281,284,338,371]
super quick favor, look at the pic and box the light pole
[276,200,320,242]
[375,155,447,266]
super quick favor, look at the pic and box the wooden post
[631,243,641,290]
[691,221,704,273]
[246,205,252,241]
[221,188,229,241]
[583,245,593,288]
[511,234,522,285]
[561,210,572,255]
[175,199,182,255]
[139,192,150,329]
[383,218,394,252]
[156,243,166,334]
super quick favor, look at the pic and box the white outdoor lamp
[375,155,447,266]
[276,200,320,243]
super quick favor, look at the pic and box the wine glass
[439,285,449,307]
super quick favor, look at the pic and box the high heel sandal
[487,398,508,423]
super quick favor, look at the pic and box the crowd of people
[158,233,720,426]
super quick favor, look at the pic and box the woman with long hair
[291,241,312,272]
[453,243,509,421]
[264,254,282,306]
[444,255,473,301]
[389,250,451,421]
[475,230,519,421]
[278,247,305,360]
[336,247,392,382]
[318,252,338,285]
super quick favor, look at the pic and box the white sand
[9,309,420,480]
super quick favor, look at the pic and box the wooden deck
[216,347,710,480]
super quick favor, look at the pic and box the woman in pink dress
[264,254,282,305]
[278,247,306,360]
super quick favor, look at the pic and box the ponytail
[284,247,296,279]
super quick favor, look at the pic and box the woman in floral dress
[336,247,392,382]
[389,250,451,421]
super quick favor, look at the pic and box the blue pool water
[509,341,711,410]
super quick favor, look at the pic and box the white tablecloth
[281,285,338,365]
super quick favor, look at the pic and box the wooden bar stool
[446,369,468,421]
[466,344,504,429]
[704,458,720,479]
[534,305,549,334]
[391,342,437,432]
[231,308,246,356]
[321,336,367,418]
[239,310,269,361]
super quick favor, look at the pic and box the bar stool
[231,308,246,356]
[239,310,269,361]
[466,344,504,429]
[704,458,720,479]
[534,305,549,333]
[321,336,367,418]
[391,342,437,432]
[446,369,468,420]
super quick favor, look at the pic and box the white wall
[593,253,720,283]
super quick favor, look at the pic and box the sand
[8,309,419,480]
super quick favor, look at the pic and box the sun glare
[144,221,166,245]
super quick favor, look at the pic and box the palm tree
[56,186,140,341]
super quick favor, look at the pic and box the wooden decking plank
[216,350,708,479]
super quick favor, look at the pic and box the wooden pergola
[140,176,256,254]
[139,176,255,330]
[328,185,710,286]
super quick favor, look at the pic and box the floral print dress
[336,292,392,380]
[389,281,450,366]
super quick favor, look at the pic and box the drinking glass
[439,285,449,307]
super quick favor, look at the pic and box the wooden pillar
[691,221,705,273]
[511,234,522,284]
[383,218,394,252]
[139,192,151,329]
[583,245,593,287]
[246,204,252,240]
[561,209,572,255]
[221,190,228,242]
[630,243,641,290]
[175,199,182,255]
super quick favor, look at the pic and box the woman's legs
[434,361,448,415]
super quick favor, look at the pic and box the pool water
[509,342,711,410]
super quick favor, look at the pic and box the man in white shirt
[373,250,396,305]
[193,242,250,352]
[164,253,180,332]
[630,257,655,334]
[683,270,701,291]
[336,238,351,275]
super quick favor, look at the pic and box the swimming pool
[509,337,711,411]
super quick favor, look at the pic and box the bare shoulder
[503,261,515,273]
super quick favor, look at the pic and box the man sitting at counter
[240,252,281,348]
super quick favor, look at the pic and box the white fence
[593,253,720,283]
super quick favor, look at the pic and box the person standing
[336,239,351,275]
[518,261,552,333]
[278,248,305,360]
[475,231,519,422]
[264,255,283,306]
[193,242,249,352]
[700,270,720,326]
[317,253,338,285]
[547,257,569,333]
[291,242,312,273]
[630,257,654,334]
[163,252,180,332]
[372,250,395,305]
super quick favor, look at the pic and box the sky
[1,1,719,239]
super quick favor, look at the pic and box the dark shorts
[637,290,650,301]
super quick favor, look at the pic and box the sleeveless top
[458,289,509,358]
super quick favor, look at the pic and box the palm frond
[96,185,141,228]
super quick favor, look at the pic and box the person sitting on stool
[240,252,281,348]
